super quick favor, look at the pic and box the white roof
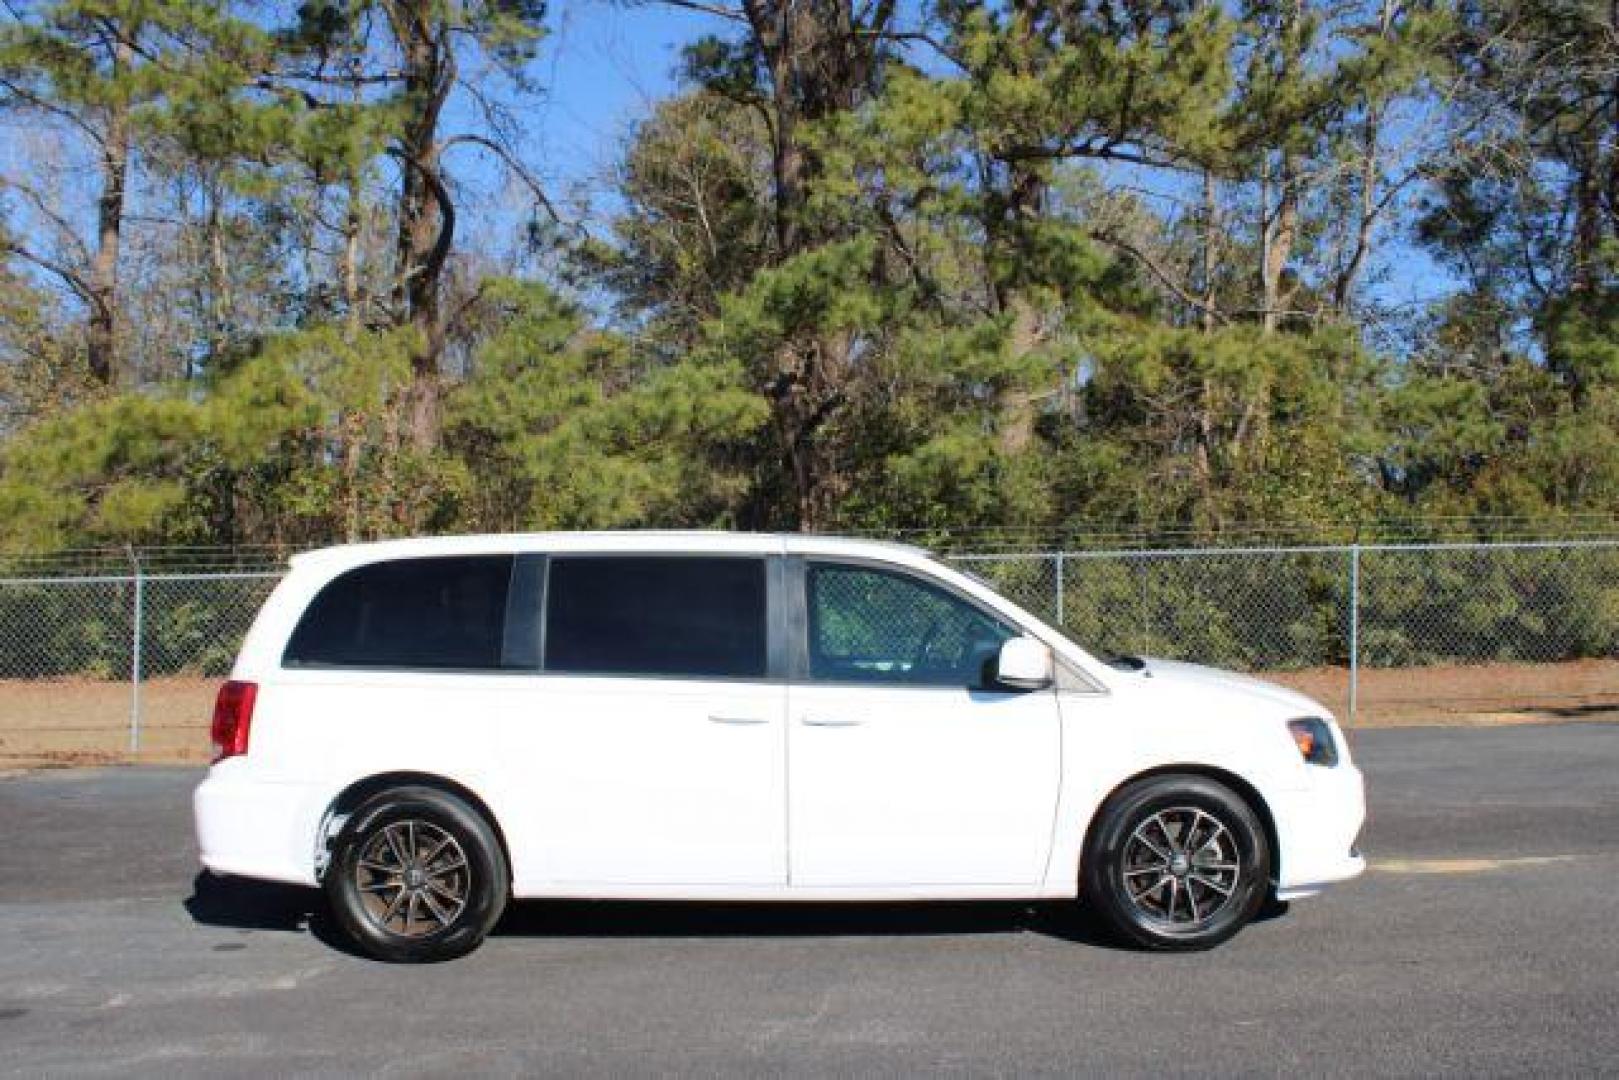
[289,531,932,570]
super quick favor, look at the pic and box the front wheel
[1082,774,1271,951]
[325,786,508,962]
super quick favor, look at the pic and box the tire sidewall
[1084,775,1270,951]
[325,786,508,963]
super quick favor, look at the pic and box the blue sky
[525,1,722,199]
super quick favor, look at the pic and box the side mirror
[995,636,1053,690]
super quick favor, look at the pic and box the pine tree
[272,0,552,451]
[1,0,159,384]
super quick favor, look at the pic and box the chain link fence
[956,539,1619,724]
[1,540,1615,763]
[0,568,280,765]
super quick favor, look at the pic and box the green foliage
[964,549,1351,670]
[1054,322,1380,531]
[590,91,776,341]
[942,0,1237,166]
[704,239,890,362]
[0,579,134,678]
[1356,547,1619,667]
[837,317,1055,531]
[5,0,1619,565]
[0,322,437,546]
[446,279,767,530]
[0,392,201,547]
[1544,281,1619,390]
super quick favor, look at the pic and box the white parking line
[1372,855,1577,875]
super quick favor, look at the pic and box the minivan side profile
[194,532,1365,961]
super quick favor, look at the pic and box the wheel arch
[1080,763,1281,887]
[316,771,512,883]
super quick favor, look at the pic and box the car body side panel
[786,682,1062,888]
[199,534,1365,904]
[500,674,788,891]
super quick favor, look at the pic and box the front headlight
[1287,717,1339,766]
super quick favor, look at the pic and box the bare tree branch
[438,132,563,224]
[0,75,106,145]
[0,177,91,263]
[1,240,105,316]
[655,0,749,22]
[1090,229,1230,325]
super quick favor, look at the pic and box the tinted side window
[807,564,1014,688]
[284,556,514,670]
[546,557,766,679]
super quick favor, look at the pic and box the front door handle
[708,714,769,725]
[800,716,864,727]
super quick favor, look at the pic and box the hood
[1113,655,1332,720]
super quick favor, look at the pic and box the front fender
[1041,688,1307,896]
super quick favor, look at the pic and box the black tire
[1081,774,1271,951]
[324,785,508,963]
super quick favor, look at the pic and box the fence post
[1138,560,1150,655]
[127,546,144,754]
[1348,543,1360,725]
[1054,553,1065,628]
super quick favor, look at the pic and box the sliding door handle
[708,714,769,726]
[800,716,864,728]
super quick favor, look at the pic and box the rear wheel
[325,786,508,962]
[1082,774,1270,951]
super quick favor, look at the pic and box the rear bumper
[1271,762,1367,900]
[193,764,320,887]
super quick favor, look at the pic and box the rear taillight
[211,680,258,762]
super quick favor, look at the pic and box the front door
[787,561,1062,888]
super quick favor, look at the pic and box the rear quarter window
[283,555,516,670]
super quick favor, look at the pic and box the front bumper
[1271,761,1367,900]
[193,763,320,886]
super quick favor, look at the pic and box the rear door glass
[545,556,767,679]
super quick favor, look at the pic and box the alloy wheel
[1121,806,1242,927]
[353,819,471,938]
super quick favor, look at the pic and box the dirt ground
[0,677,220,768]
[1,659,1616,768]
[1266,656,1619,727]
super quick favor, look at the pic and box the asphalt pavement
[2,722,1617,1076]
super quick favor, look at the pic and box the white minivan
[194,532,1364,961]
